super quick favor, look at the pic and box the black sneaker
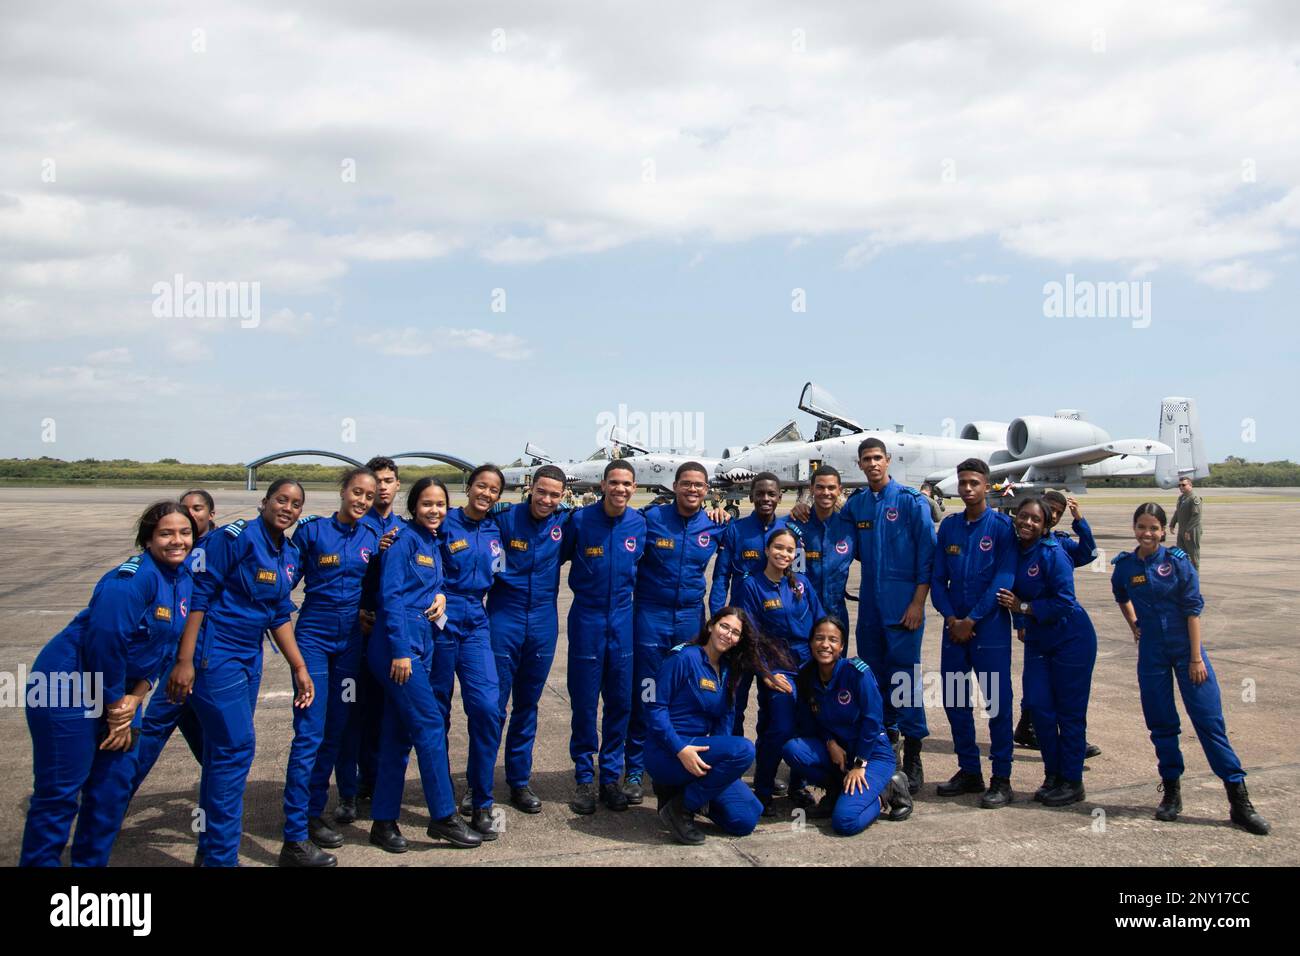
[308,816,344,849]
[334,797,357,826]
[622,775,644,805]
[659,793,706,846]
[936,770,985,796]
[279,839,337,867]
[368,820,408,853]
[427,814,483,848]
[510,785,542,814]
[979,775,1013,809]
[470,806,500,841]
[1042,779,1085,807]
[600,783,629,811]
[570,782,597,815]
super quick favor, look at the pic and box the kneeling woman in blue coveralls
[647,608,775,845]
[167,478,317,867]
[995,497,1096,807]
[1111,503,1269,835]
[21,501,196,866]
[783,616,912,835]
[368,477,481,851]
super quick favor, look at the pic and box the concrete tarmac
[1,485,1296,866]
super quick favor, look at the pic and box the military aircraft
[715,383,1205,499]
[501,442,621,493]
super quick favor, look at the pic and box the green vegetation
[1098,457,1300,488]
[0,456,464,485]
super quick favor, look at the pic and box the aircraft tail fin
[1154,397,1209,488]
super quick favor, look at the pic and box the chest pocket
[412,550,439,585]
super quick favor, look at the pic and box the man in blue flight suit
[786,465,855,628]
[487,464,570,813]
[563,460,647,814]
[931,458,1017,808]
[1013,489,1103,756]
[337,456,402,822]
[624,461,727,804]
[709,472,787,738]
[801,440,934,795]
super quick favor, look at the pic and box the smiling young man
[930,458,1018,808]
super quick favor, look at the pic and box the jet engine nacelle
[1006,416,1111,459]
[959,421,1009,442]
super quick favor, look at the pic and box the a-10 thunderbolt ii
[502,443,611,493]
[503,432,728,497]
[714,383,1206,499]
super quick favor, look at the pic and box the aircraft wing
[798,382,864,434]
[933,439,1172,495]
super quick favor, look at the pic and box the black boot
[279,839,337,867]
[470,806,500,841]
[1225,781,1270,835]
[510,785,542,814]
[1033,774,1061,803]
[1084,742,1101,758]
[308,816,344,849]
[887,729,902,767]
[1042,779,1085,807]
[600,782,629,811]
[809,772,843,819]
[368,820,408,853]
[979,775,1013,809]
[936,770,985,797]
[427,814,483,848]
[772,777,789,798]
[884,770,914,821]
[658,793,705,845]
[334,796,357,826]
[789,786,817,809]
[1155,778,1182,822]
[901,737,924,794]
[458,790,473,817]
[570,782,597,815]
[622,774,644,805]
[1013,712,1039,750]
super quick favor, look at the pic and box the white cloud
[85,347,132,366]
[967,273,1009,284]
[357,326,532,360]
[166,337,213,363]
[841,241,883,270]
[445,328,532,360]
[1196,259,1273,292]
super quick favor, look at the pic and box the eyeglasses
[715,622,742,637]
[677,481,708,491]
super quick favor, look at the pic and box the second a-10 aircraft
[502,383,1208,506]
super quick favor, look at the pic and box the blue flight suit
[1010,537,1096,783]
[281,512,378,841]
[626,503,725,781]
[931,508,1017,779]
[129,530,214,795]
[189,517,299,867]
[709,511,788,737]
[1111,546,1244,783]
[1055,518,1098,569]
[842,480,936,740]
[644,644,763,835]
[562,502,646,785]
[434,507,504,810]
[487,503,568,789]
[368,521,457,822]
[338,506,401,799]
[783,657,898,835]
[21,552,189,867]
[786,508,855,626]
[737,572,821,801]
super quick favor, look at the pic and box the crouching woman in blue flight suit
[368,477,482,852]
[1111,503,1270,835]
[646,608,772,845]
[166,478,317,867]
[782,616,912,835]
[736,527,820,813]
[21,501,196,866]
[995,497,1096,808]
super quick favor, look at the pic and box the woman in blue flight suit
[435,464,505,839]
[368,477,481,852]
[782,616,912,835]
[736,527,820,814]
[1111,503,1269,835]
[646,608,773,845]
[995,497,1096,807]
[279,467,381,862]
[166,478,318,867]
[21,501,196,866]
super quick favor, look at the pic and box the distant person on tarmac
[1169,477,1203,569]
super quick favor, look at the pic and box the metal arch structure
[386,451,477,477]
[245,449,365,491]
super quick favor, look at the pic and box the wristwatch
[851,756,866,769]
[1018,601,1030,614]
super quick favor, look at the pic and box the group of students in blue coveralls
[19,440,1271,867]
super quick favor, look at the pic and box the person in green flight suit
[1168,477,1203,569]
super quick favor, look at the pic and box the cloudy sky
[3,0,1298,466]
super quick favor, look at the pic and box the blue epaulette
[669,643,690,654]
[848,656,869,673]
[297,514,321,527]
[116,553,143,576]
[490,501,511,514]
[900,485,922,497]
[1111,550,1130,565]
[1168,547,1188,560]
[224,518,248,538]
